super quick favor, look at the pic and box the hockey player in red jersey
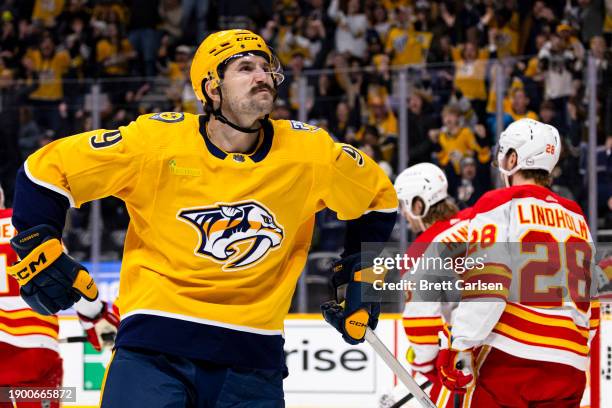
[392,162,472,407]
[437,118,599,407]
[0,185,119,408]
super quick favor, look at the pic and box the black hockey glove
[8,225,98,315]
[321,252,384,345]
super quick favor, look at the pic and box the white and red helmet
[497,118,561,186]
[394,163,448,219]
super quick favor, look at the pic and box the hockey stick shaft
[390,380,432,408]
[365,328,436,408]
[59,332,115,343]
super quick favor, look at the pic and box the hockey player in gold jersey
[8,30,398,407]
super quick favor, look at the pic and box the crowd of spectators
[0,0,611,258]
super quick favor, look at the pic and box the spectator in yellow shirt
[506,88,538,121]
[27,34,70,134]
[356,96,398,163]
[163,45,197,113]
[452,40,494,122]
[32,0,65,28]
[96,23,136,77]
[96,23,136,104]
[385,7,432,66]
[431,104,490,176]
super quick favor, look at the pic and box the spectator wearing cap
[327,0,368,59]
[557,23,585,64]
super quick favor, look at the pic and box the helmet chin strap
[501,172,511,188]
[416,218,426,233]
[212,89,263,133]
[499,166,519,188]
[203,79,276,134]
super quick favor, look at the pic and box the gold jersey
[24,112,397,368]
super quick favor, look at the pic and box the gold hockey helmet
[190,29,284,103]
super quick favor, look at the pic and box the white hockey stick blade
[365,327,436,408]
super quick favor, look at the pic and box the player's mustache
[251,84,275,96]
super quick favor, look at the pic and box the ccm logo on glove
[9,238,63,284]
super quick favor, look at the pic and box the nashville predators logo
[177,201,284,271]
[150,112,185,123]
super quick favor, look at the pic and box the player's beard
[224,84,276,120]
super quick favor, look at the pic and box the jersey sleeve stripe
[363,208,398,214]
[402,317,444,327]
[0,309,58,325]
[504,303,589,336]
[0,322,59,338]
[404,325,444,337]
[24,160,76,208]
[404,334,439,344]
[492,323,588,356]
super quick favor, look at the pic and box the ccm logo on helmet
[237,37,259,41]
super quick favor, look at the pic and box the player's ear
[204,80,220,105]
[412,198,424,216]
[507,150,518,170]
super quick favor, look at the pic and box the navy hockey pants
[100,347,285,408]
